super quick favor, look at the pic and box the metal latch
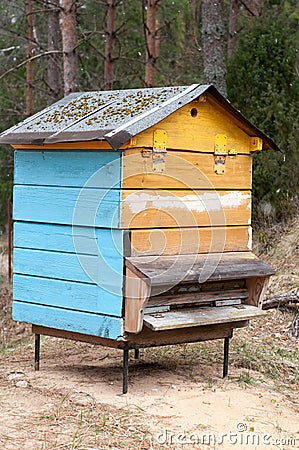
[153,129,167,173]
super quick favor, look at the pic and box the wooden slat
[14,222,124,258]
[124,268,150,333]
[15,150,121,188]
[123,150,252,190]
[121,189,251,229]
[147,289,249,308]
[125,323,240,347]
[13,301,123,339]
[14,248,123,292]
[128,226,251,256]
[13,185,121,228]
[144,305,266,331]
[246,276,271,307]
[126,252,275,287]
[127,100,252,154]
[14,274,123,317]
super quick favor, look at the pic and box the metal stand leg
[123,346,129,394]
[134,348,140,359]
[223,337,229,378]
[35,334,40,371]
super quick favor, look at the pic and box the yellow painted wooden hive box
[0,84,277,392]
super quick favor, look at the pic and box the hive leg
[134,349,140,359]
[123,346,129,394]
[223,337,230,378]
[35,333,40,371]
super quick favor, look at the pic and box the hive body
[0,85,276,341]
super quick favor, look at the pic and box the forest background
[0,0,298,234]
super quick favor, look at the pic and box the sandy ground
[0,220,299,450]
[0,310,298,450]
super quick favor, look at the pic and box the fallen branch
[262,292,299,310]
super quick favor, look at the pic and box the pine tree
[202,0,227,96]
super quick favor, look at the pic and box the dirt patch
[1,307,298,450]
[0,221,299,449]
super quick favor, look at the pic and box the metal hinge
[214,134,227,174]
[153,129,167,173]
[214,134,237,174]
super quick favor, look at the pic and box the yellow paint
[128,99,255,154]
[250,137,263,152]
[153,129,167,149]
[130,225,251,256]
[121,189,251,229]
[214,134,228,154]
[123,150,252,190]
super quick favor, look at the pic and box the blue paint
[12,149,126,338]
[13,185,121,228]
[14,222,124,258]
[13,301,123,339]
[14,274,123,317]
[14,150,121,188]
[14,248,123,295]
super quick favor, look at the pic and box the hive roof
[0,84,279,151]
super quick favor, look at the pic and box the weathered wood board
[144,304,266,331]
[126,252,275,287]
[121,189,251,228]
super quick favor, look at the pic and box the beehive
[0,85,276,390]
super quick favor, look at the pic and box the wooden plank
[129,226,252,256]
[14,274,123,317]
[14,222,124,258]
[126,322,248,347]
[123,150,252,190]
[144,305,267,331]
[32,325,126,348]
[13,141,115,150]
[13,301,123,339]
[147,289,249,308]
[127,100,252,153]
[32,322,246,349]
[215,299,242,306]
[124,268,150,333]
[13,185,121,228]
[14,248,123,292]
[121,189,251,229]
[14,150,121,188]
[246,276,270,307]
[126,252,275,287]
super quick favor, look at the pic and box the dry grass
[0,233,8,279]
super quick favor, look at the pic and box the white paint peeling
[247,226,252,250]
[124,191,250,215]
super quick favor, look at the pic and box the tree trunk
[145,0,157,88]
[61,0,79,96]
[245,0,265,17]
[104,0,116,90]
[202,0,227,97]
[228,0,239,59]
[47,0,61,102]
[26,0,34,116]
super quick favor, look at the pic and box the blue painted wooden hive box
[0,85,276,390]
